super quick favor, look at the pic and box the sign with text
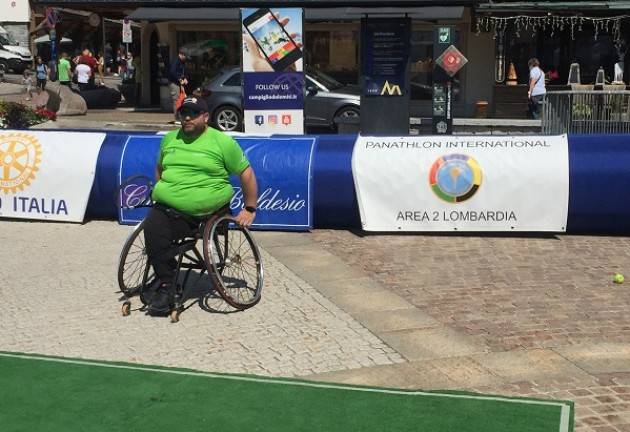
[241,7,304,134]
[122,18,132,44]
[0,131,105,222]
[119,135,316,231]
[362,18,410,97]
[352,135,569,232]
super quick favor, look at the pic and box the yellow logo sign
[0,133,42,194]
[381,80,402,96]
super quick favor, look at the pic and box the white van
[0,26,33,73]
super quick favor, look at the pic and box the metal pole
[102,17,106,75]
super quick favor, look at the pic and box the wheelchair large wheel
[202,215,263,310]
[117,220,156,297]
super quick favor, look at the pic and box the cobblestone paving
[473,374,630,432]
[311,231,630,350]
[0,221,403,377]
[310,230,630,431]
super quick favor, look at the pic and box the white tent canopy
[34,34,73,44]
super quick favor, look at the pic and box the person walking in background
[116,47,126,77]
[168,50,188,119]
[75,59,92,91]
[104,42,113,74]
[34,57,49,92]
[528,57,546,120]
[125,52,134,81]
[22,68,34,101]
[96,51,105,85]
[58,52,72,86]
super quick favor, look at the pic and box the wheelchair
[117,209,264,323]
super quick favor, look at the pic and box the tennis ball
[613,273,625,284]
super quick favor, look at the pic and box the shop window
[573,34,616,84]
[506,28,618,86]
[177,31,240,89]
[410,30,461,101]
[306,29,359,85]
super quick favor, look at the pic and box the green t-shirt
[152,128,250,216]
[58,58,71,82]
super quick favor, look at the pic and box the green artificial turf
[0,352,573,432]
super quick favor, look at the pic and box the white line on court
[0,352,571,432]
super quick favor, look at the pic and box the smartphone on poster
[243,8,302,72]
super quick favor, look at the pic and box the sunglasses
[179,108,204,119]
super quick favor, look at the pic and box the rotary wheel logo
[0,133,42,194]
[429,154,482,203]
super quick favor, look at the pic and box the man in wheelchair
[144,96,258,316]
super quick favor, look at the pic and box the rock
[48,81,87,116]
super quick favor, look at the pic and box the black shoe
[147,283,173,316]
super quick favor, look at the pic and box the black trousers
[143,204,230,285]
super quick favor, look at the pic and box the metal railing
[542,90,630,135]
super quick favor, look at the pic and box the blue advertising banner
[362,18,410,97]
[241,7,304,134]
[118,135,160,224]
[118,134,316,231]
[231,136,315,230]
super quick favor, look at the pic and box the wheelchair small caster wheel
[121,301,131,317]
[170,309,180,323]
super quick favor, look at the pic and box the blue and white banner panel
[231,137,315,230]
[118,135,160,225]
[352,135,569,232]
[0,130,105,222]
[118,135,316,231]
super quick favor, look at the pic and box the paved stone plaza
[1,220,630,430]
[1,79,630,429]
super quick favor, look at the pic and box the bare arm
[155,164,162,181]
[234,166,258,227]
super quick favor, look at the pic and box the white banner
[0,131,105,222]
[352,135,569,232]
[1,1,30,22]
[122,19,132,44]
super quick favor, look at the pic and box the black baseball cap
[178,97,208,113]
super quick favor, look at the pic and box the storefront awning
[35,0,473,6]
[128,6,464,21]
[477,1,630,12]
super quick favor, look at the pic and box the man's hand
[234,209,255,227]
[236,166,258,227]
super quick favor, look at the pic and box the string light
[475,14,630,42]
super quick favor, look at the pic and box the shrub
[0,101,56,129]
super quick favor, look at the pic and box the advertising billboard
[241,8,304,134]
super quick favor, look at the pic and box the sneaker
[147,283,173,316]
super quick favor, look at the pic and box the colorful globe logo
[429,154,482,203]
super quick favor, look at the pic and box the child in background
[22,68,34,101]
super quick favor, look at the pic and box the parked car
[201,66,360,132]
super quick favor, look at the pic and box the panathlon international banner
[352,135,569,232]
[241,7,304,134]
[0,131,105,222]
